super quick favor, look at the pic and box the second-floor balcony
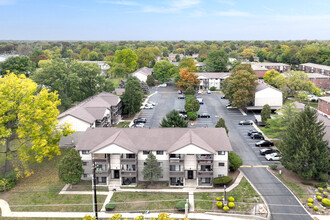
[197,171,213,178]
[121,154,137,164]
[169,171,185,177]
[121,170,137,177]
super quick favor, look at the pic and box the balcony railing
[169,171,185,177]
[169,157,184,164]
[197,171,213,177]
[121,170,137,177]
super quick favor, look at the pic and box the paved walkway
[100,192,114,211]
[188,192,194,212]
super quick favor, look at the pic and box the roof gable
[172,144,213,154]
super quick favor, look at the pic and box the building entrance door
[114,170,120,179]
[188,170,193,179]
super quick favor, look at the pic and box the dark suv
[250,133,264,139]
[248,130,262,136]
[134,118,147,124]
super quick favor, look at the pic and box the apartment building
[252,62,291,77]
[307,73,330,89]
[195,72,231,90]
[299,63,330,76]
[76,127,232,187]
[132,67,153,82]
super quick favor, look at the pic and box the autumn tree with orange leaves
[175,68,200,90]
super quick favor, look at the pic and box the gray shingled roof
[255,80,282,93]
[251,64,268,71]
[307,73,330,79]
[132,67,153,76]
[58,92,120,124]
[76,127,232,153]
[195,72,231,79]
[319,97,330,103]
[301,63,330,71]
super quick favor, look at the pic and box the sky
[0,0,330,41]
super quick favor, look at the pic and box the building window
[218,174,224,177]
[83,162,88,166]
[218,151,225,155]
[156,151,164,155]
[143,151,150,155]
[81,150,90,155]
[218,162,225,167]
[83,174,87,178]
[158,162,163,167]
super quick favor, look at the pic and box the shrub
[318,187,324,192]
[105,203,116,211]
[307,198,314,203]
[223,206,229,211]
[323,192,328,198]
[307,203,313,207]
[301,182,313,186]
[228,202,235,208]
[216,197,221,201]
[0,178,9,192]
[185,86,195,96]
[321,209,325,213]
[316,173,328,182]
[228,197,235,202]
[315,182,327,188]
[216,201,223,208]
[313,206,319,211]
[146,75,155,87]
[327,187,330,192]
[187,112,198,121]
[268,164,278,170]
[317,196,323,201]
[210,86,216,91]
[321,198,330,207]
[213,176,233,186]
[316,192,322,196]
[228,152,242,171]
[176,200,190,211]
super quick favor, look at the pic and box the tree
[176,68,200,90]
[0,73,73,177]
[240,48,255,59]
[184,96,200,113]
[231,64,255,75]
[249,55,254,62]
[228,152,243,171]
[113,49,138,73]
[146,75,156,87]
[160,110,188,127]
[58,148,84,185]
[178,58,198,72]
[0,56,34,76]
[142,152,162,183]
[215,118,228,134]
[80,48,90,60]
[263,70,280,87]
[205,50,228,72]
[109,63,128,79]
[88,51,99,61]
[153,60,178,83]
[222,70,258,109]
[279,107,330,180]
[261,104,271,123]
[185,86,195,96]
[134,47,156,68]
[280,71,321,101]
[121,76,143,115]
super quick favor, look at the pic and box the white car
[147,101,156,106]
[159,83,167,87]
[207,90,211,94]
[265,152,282,161]
[141,104,154,109]
[308,95,318,102]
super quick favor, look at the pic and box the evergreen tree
[185,86,195,96]
[146,75,155,87]
[261,104,271,123]
[160,110,188,127]
[58,148,84,185]
[215,118,229,134]
[280,107,330,180]
[142,152,162,183]
[122,76,143,115]
[184,96,200,113]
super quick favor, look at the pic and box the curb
[266,167,313,219]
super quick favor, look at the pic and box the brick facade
[300,63,330,76]
[307,73,330,89]
[318,97,330,116]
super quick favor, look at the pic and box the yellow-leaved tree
[0,73,73,177]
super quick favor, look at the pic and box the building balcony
[95,168,108,175]
[197,171,213,178]
[169,171,185,177]
[121,170,137,177]
[169,158,184,164]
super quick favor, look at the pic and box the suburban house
[195,72,231,90]
[76,127,232,187]
[79,61,110,75]
[318,97,330,116]
[168,53,184,61]
[132,67,153,82]
[299,63,330,76]
[252,62,291,77]
[58,92,122,147]
[246,81,283,111]
[171,61,206,71]
[307,73,330,89]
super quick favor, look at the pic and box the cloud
[0,0,16,5]
[171,0,200,9]
[97,0,139,6]
[215,10,252,17]
[217,0,235,6]
[142,0,200,14]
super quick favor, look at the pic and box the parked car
[197,98,204,104]
[132,123,145,128]
[259,148,276,155]
[134,118,147,124]
[147,101,156,106]
[248,130,262,136]
[178,94,185,99]
[255,140,274,147]
[141,104,153,109]
[178,90,182,94]
[226,103,231,107]
[221,95,226,99]
[239,120,253,125]
[251,133,264,139]
[177,109,187,115]
[198,113,210,118]
[265,152,281,161]
[179,113,187,120]
[207,90,211,94]
[308,94,318,102]
[159,83,167,87]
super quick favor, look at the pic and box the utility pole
[92,161,98,219]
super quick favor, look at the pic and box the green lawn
[194,178,262,213]
[109,77,122,88]
[113,121,131,128]
[0,148,106,212]
[110,192,188,212]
